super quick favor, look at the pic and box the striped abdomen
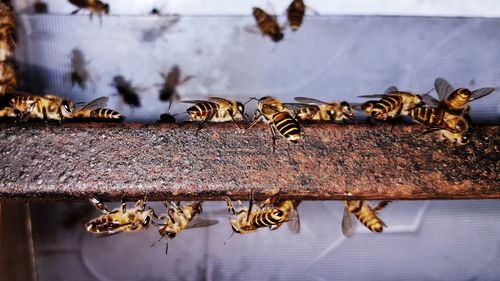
[271,111,301,142]
[410,107,445,128]
[90,108,123,120]
[0,107,18,118]
[365,95,402,119]
[295,107,319,121]
[252,8,283,42]
[353,205,385,233]
[287,0,306,31]
[186,101,219,121]
[443,88,471,111]
[9,96,37,112]
[249,209,284,229]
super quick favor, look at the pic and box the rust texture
[0,123,498,201]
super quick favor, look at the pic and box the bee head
[456,88,472,98]
[141,212,152,227]
[271,32,284,42]
[103,3,110,14]
[165,231,176,239]
[236,102,245,115]
[61,100,74,117]
[340,101,354,118]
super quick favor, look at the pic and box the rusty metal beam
[0,123,498,201]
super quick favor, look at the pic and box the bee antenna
[223,230,235,245]
[424,88,434,95]
[244,97,257,105]
[150,236,164,248]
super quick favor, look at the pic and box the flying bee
[182,97,248,131]
[249,96,301,150]
[286,0,306,31]
[246,7,284,42]
[342,200,390,238]
[224,190,300,235]
[158,65,193,111]
[111,75,141,108]
[8,91,74,122]
[68,0,109,20]
[409,106,470,145]
[154,201,218,254]
[354,86,424,122]
[72,96,124,122]
[69,48,90,89]
[0,62,16,95]
[291,97,354,123]
[85,197,156,237]
[423,77,495,117]
[34,0,49,13]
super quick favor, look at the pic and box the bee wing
[286,203,301,234]
[5,90,40,98]
[181,99,208,104]
[341,206,356,238]
[208,97,232,107]
[435,77,454,101]
[421,94,440,107]
[78,96,109,111]
[96,230,125,238]
[185,217,219,229]
[357,94,386,98]
[293,97,327,105]
[282,102,317,111]
[470,87,495,102]
[384,86,399,95]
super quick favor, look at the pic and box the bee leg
[246,189,255,223]
[120,198,127,213]
[71,9,81,15]
[269,125,278,153]
[89,197,110,214]
[224,196,236,215]
[374,201,390,212]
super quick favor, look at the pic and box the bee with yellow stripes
[354,86,424,122]
[291,97,354,123]
[72,96,124,122]
[249,96,301,151]
[342,200,390,238]
[8,91,74,122]
[183,97,247,132]
[224,190,300,235]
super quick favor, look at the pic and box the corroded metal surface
[0,123,498,201]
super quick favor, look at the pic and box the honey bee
[409,106,470,145]
[111,75,141,108]
[0,3,15,61]
[72,96,124,122]
[354,86,424,122]
[158,65,193,111]
[224,190,300,235]
[0,106,19,119]
[154,201,218,254]
[424,77,495,116]
[286,0,306,31]
[69,48,90,89]
[342,200,390,238]
[0,62,16,95]
[292,97,354,123]
[247,7,284,42]
[69,0,109,20]
[249,96,301,150]
[85,197,156,237]
[183,97,247,130]
[8,91,74,122]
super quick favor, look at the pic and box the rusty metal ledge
[0,123,498,201]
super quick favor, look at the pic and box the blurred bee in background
[85,197,156,237]
[183,97,248,131]
[286,0,318,31]
[224,190,300,235]
[0,62,16,96]
[342,200,390,238]
[409,106,470,145]
[154,201,218,254]
[249,96,301,151]
[34,0,49,14]
[158,65,193,111]
[72,96,124,122]
[8,91,74,122]
[423,77,495,118]
[246,7,284,43]
[291,97,354,123]
[68,0,109,20]
[111,75,142,108]
[69,48,90,89]
[354,86,424,122]
[0,2,16,61]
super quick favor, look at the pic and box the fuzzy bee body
[293,97,354,122]
[342,200,389,237]
[112,75,141,108]
[158,65,193,111]
[252,96,301,147]
[409,106,468,134]
[9,92,74,121]
[183,97,246,128]
[225,192,300,235]
[72,96,124,122]
[287,0,306,31]
[357,90,422,121]
[70,48,89,89]
[69,0,109,19]
[0,3,16,60]
[85,197,155,237]
[251,7,284,42]
[0,62,16,95]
